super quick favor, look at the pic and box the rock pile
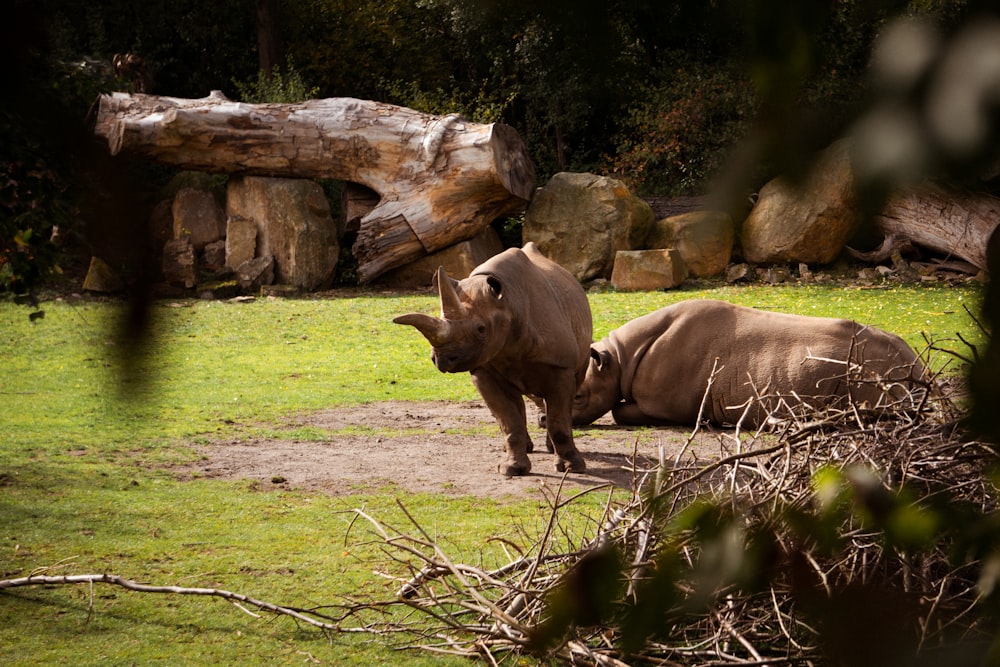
[84,173,341,296]
[81,136,993,296]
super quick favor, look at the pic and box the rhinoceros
[572,299,927,428]
[394,242,593,476]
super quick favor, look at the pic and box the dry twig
[3,352,993,666]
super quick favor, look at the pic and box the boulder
[725,263,756,283]
[202,239,226,270]
[225,214,257,269]
[148,199,175,250]
[236,255,275,290]
[340,182,379,236]
[172,187,226,251]
[82,256,123,293]
[646,210,734,277]
[226,175,339,291]
[610,249,687,291]
[162,238,196,288]
[762,266,793,284]
[523,172,653,282]
[741,139,859,265]
[380,227,504,288]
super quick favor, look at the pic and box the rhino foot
[555,454,586,474]
[500,458,531,477]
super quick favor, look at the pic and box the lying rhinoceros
[572,299,927,428]
[394,242,592,476]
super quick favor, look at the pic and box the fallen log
[872,184,1000,272]
[92,91,535,282]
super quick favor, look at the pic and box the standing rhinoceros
[394,242,593,476]
[573,299,927,428]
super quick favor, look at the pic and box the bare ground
[176,401,725,499]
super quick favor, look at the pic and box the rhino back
[620,300,923,425]
[472,244,592,372]
[618,301,745,421]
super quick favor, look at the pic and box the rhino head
[572,342,623,425]
[393,266,511,373]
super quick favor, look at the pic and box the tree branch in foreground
[0,573,352,633]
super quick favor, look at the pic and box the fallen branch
[0,573,343,632]
[4,351,991,665]
[92,92,536,281]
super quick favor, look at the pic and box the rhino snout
[432,349,468,373]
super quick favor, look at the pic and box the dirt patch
[176,401,726,499]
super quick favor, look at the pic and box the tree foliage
[232,57,318,104]
[609,59,757,196]
[3,0,994,295]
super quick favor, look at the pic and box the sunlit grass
[0,281,984,664]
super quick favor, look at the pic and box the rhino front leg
[471,369,534,476]
[544,375,587,473]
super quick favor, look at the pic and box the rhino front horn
[393,313,452,346]
[434,266,464,320]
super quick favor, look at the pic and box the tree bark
[874,184,1000,272]
[255,0,282,76]
[92,92,535,282]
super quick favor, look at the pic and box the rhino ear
[590,347,611,371]
[486,275,503,299]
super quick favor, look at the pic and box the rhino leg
[472,369,534,476]
[528,395,549,440]
[544,376,586,473]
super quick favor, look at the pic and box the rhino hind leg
[550,429,586,473]
[544,386,586,473]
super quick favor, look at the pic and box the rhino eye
[477,324,487,335]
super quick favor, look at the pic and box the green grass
[0,282,985,664]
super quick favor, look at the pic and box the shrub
[232,57,319,104]
[607,59,756,197]
[1,57,120,295]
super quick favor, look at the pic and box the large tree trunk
[255,0,282,76]
[92,91,535,282]
[874,184,1000,271]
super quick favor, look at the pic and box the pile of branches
[332,365,1000,665]
[5,352,997,664]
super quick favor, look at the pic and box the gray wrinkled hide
[394,242,593,476]
[573,300,927,428]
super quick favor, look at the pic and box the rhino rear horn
[434,266,464,320]
[393,313,452,346]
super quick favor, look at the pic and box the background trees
[1,0,989,294]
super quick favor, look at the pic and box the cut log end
[491,123,536,202]
[874,184,1000,272]
[91,92,539,286]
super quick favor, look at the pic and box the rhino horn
[393,313,452,346]
[434,266,464,320]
